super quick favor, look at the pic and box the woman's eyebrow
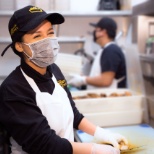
[48,27,54,31]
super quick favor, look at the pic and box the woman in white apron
[0,5,128,154]
[68,17,126,90]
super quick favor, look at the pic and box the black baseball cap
[90,17,117,39]
[1,5,64,56]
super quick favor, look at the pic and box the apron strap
[117,76,125,83]
[20,68,41,93]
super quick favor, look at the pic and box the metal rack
[132,0,154,127]
[0,10,132,17]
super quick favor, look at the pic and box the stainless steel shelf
[0,38,10,43]
[140,54,154,63]
[0,10,132,17]
[53,10,132,17]
[0,36,86,43]
[57,36,86,43]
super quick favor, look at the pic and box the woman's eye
[33,35,40,39]
[48,32,54,35]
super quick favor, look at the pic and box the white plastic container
[55,0,70,11]
[71,88,146,127]
[84,110,143,127]
[70,0,99,12]
[15,0,32,9]
[35,0,51,10]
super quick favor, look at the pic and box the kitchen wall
[0,0,99,11]
[132,0,148,6]
[3,0,150,11]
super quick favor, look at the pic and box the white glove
[91,143,120,154]
[68,74,87,87]
[94,127,128,150]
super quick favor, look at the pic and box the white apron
[87,42,125,90]
[10,68,74,154]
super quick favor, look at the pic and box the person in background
[68,17,127,90]
[0,6,128,154]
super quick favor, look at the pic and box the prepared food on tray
[109,91,132,97]
[72,91,132,100]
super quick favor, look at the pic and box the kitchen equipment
[74,124,154,153]
[145,22,154,54]
[98,0,118,10]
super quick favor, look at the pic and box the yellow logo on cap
[29,6,43,13]
[10,24,18,35]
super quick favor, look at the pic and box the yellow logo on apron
[57,80,67,88]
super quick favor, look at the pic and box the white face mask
[23,37,60,68]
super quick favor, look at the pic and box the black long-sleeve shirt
[0,60,84,154]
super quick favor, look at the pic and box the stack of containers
[0,0,70,11]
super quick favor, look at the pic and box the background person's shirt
[100,43,127,88]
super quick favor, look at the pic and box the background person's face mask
[93,29,103,43]
[23,37,60,68]
[93,30,97,42]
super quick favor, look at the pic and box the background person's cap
[89,17,117,30]
[89,17,117,39]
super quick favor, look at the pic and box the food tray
[71,88,146,127]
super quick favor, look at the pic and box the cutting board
[75,124,154,154]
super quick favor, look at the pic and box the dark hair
[105,26,116,39]
[11,43,23,58]
[12,31,25,57]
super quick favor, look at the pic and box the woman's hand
[94,126,128,150]
[91,143,120,154]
